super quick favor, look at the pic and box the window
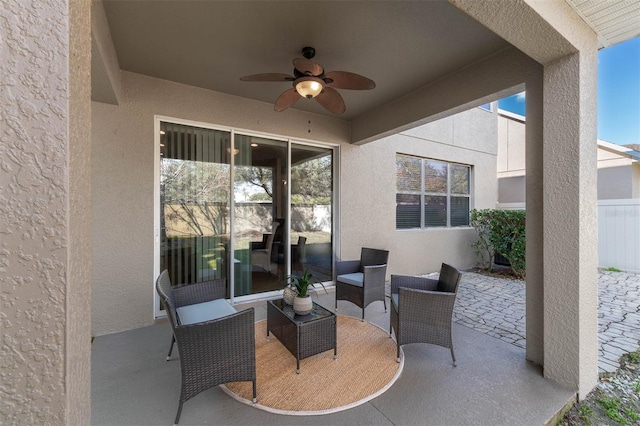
[396,154,471,229]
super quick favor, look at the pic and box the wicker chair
[156,270,257,424]
[390,263,462,366]
[291,236,307,274]
[251,221,280,274]
[335,247,389,320]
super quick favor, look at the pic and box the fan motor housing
[301,46,316,59]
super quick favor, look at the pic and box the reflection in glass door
[233,135,288,297]
[156,119,335,308]
[232,139,334,297]
[158,122,231,299]
[290,145,333,283]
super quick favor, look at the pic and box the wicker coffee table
[267,299,337,373]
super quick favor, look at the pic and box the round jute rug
[221,315,403,415]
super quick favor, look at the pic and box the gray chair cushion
[176,299,237,325]
[336,272,364,287]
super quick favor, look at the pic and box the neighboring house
[495,109,640,272]
[596,141,640,200]
[496,110,640,204]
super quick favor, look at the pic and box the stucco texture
[340,107,498,275]
[92,71,497,336]
[92,72,350,336]
[0,0,92,423]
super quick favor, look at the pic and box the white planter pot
[293,296,313,316]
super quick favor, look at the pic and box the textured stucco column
[525,71,544,366]
[543,51,598,398]
[0,0,92,423]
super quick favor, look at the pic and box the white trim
[497,108,526,123]
[153,115,338,312]
[598,198,640,206]
[153,117,162,318]
[154,115,340,149]
[496,202,526,210]
[286,141,292,275]
[333,144,340,275]
[598,139,640,161]
[229,128,237,303]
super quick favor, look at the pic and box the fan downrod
[301,46,316,59]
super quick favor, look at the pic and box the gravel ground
[559,348,640,425]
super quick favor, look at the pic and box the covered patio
[92,288,574,425]
[5,1,640,424]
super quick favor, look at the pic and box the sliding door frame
[154,115,339,318]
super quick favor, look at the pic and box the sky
[497,36,640,147]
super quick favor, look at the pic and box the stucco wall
[339,107,498,275]
[498,176,526,204]
[92,71,497,336]
[0,0,92,423]
[92,71,350,336]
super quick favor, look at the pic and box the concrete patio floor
[92,277,578,426]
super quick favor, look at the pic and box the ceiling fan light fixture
[295,77,324,98]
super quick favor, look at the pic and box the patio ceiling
[94,1,511,121]
[94,1,640,122]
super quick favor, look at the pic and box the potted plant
[285,270,326,315]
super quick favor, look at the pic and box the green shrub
[470,208,526,278]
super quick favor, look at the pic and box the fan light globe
[295,78,323,98]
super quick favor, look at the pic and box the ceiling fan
[240,46,375,115]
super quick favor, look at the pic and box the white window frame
[396,154,471,230]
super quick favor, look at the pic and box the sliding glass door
[155,118,334,313]
[233,135,288,297]
[158,122,231,297]
[290,144,333,283]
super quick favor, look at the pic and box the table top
[268,299,334,324]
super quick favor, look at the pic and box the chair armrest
[336,259,361,276]
[362,264,387,288]
[391,274,438,295]
[173,278,227,308]
[250,241,264,250]
[398,287,457,320]
[250,233,271,251]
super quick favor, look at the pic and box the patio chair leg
[167,335,175,361]
[174,401,183,425]
[383,298,387,312]
[396,344,401,363]
[450,346,457,367]
[361,309,365,322]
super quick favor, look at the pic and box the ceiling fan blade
[274,88,301,112]
[293,58,323,76]
[325,71,376,90]
[240,73,294,82]
[315,87,345,115]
